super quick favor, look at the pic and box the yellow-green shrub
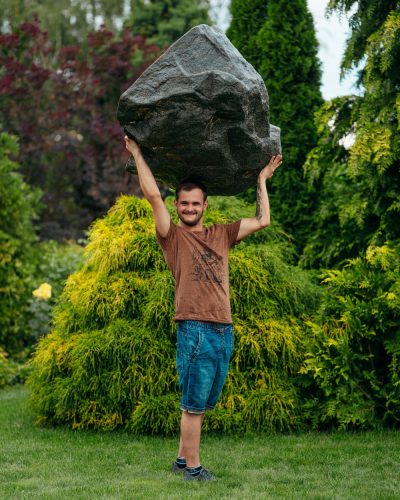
[28,195,320,434]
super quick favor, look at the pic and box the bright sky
[210,0,358,100]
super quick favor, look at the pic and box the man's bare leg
[178,411,205,467]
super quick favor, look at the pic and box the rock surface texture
[117,24,281,195]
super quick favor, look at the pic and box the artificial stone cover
[117,24,281,195]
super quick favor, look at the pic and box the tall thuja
[302,1,400,268]
[27,195,320,434]
[256,0,323,253]
[227,0,323,254]
[226,0,268,70]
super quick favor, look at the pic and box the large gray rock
[117,24,281,195]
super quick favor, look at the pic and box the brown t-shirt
[156,220,241,324]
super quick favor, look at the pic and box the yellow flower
[32,282,52,300]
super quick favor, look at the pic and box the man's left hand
[259,154,283,181]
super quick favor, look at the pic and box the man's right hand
[123,134,171,237]
[125,135,141,158]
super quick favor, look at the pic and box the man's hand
[125,135,141,158]
[123,134,170,237]
[259,154,283,181]
[236,154,282,241]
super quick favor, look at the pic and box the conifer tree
[227,0,323,255]
[226,0,268,70]
[302,1,400,268]
[298,1,400,429]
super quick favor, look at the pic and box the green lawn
[1,386,399,499]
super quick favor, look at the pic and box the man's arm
[125,136,170,237]
[236,154,282,241]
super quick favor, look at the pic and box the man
[125,135,282,481]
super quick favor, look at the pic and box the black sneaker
[184,468,216,481]
[171,462,186,473]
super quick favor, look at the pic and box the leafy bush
[28,241,85,340]
[0,132,42,356]
[300,243,400,429]
[28,195,320,434]
[0,132,85,358]
[0,348,31,388]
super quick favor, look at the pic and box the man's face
[174,188,208,227]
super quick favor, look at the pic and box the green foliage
[206,195,295,250]
[129,0,211,47]
[0,0,129,51]
[28,194,320,434]
[327,0,397,77]
[262,1,400,429]
[0,132,42,355]
[303,6,400,268]
[227,0,323,254]
[0,132,85,356]
[300,243,400,429]
[226,0,268,70]
[0,348,31,388]
[28,241,85,339]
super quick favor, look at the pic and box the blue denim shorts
[176,320,234,414]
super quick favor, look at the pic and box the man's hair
[175,178,208,201]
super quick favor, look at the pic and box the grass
[1,385,400,499]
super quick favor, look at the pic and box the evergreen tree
[129,0,212,47]
[327,0,397,76]
[227,0,323,255]
[299,1,400,428]
[302,1,400,268]
[226,0,268,70]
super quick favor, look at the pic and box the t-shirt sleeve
[225,219,242,248]
[156,220,176,251]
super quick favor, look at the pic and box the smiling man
[124,135,282,481]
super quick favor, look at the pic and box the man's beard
[178,209,204,227]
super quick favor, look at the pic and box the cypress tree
[227,0,323,255]
[226,0,268,70]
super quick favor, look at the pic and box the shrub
[28,240,85,340]
[0,132,42,356]
[299,243,400,429]
[28,195,320,434]
[0,348,31,388]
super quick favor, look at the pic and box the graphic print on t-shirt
[190,247,224,284]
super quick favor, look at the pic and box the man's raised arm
[125,136,170,237]
[236,154,282,241]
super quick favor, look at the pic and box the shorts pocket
[188,329,203,361]
[178,323,204,362]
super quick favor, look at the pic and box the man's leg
[178,411,205,465]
